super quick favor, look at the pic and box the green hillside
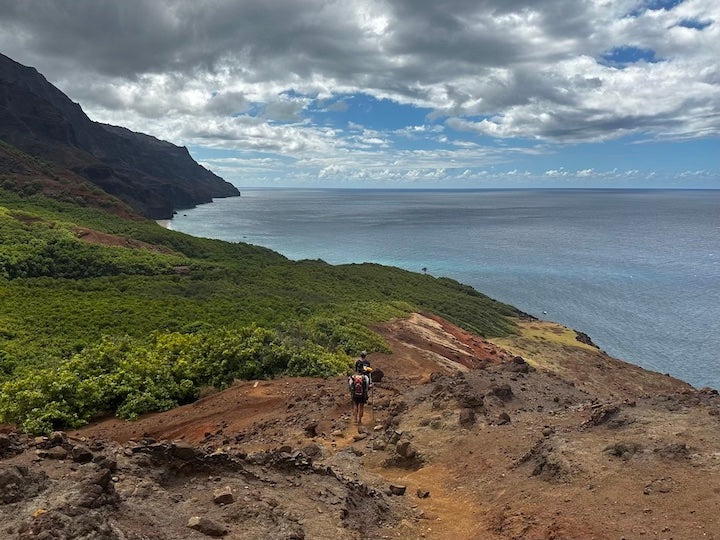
[0,188,518,433]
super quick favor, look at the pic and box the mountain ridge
[0,53,239,218]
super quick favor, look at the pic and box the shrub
[0,325,354,432]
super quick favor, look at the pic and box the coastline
[165,188,720,390]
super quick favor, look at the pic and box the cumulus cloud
[0,0,717,184]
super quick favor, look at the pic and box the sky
[0,0,718,188]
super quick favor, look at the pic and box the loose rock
[187,516,228,537]
[604,442,642,460]
[458,408,476,428]
[38,446,69,460]
[48,431,68,447]
[504,356,530,373]
[489,384,513,401]
[304,422,319,437]
[300,443,322,457]
[396,441,417,460]
[213,486,235,505]
[71,445,94,463]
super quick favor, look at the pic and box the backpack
[351,375,366,397]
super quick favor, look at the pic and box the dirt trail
[3,313,719,539]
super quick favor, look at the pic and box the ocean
[169,189,720,389]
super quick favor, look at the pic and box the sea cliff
[0,53,239,218]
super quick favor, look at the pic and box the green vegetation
[0,188,518,432]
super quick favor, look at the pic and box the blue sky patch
[311,94,434,131]
[676,18,712,30]
[628,0,684,17]
[600,46,661,66]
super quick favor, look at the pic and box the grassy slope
[0,189,519,431]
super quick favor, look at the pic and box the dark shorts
[352,395,368,404]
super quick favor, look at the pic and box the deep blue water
[170,189,720,389]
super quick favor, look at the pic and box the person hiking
[356,350,385,384]
[349,362,370,425]
[355,350,371,376]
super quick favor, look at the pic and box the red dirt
[73,227,177,254]
[4,313,718,539]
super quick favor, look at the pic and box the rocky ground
[2,313,719,539]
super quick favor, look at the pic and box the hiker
[349,363,371,425]
[355,350,371,375]
[355,350,383,383]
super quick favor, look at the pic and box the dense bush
[0,192,520,433]
[0,324,355,433]
[0,210,186,279]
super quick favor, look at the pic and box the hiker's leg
[358,403,364,424]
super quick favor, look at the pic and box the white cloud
[0,0,717,185]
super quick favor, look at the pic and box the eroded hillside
[2,313,718,539]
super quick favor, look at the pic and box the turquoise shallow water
[170,189,720,389]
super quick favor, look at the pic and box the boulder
[504,356,530,373]
[396,441,417,460]
[71,445,94,463]
[389,484,406,496]
[585,405,620,427]
[456,390,484,409]
[575,331,598,348]
[304,421,319,437]
[0,434,11,450]
[38,446,69,460]
[92,455,118,471]
[496,412,511,425]
[187,516,228,537]
[73,468,117,508]
[419,511,439,520]
[604,442,642,460]
[213,486,235,505]
[416,488,430,498]
[300,443,322,457]
[48,431,68,447]
[0,434,22,458]
[170,442,196,461]
[0,465,49,504]
[489,384,513,401]
[34,436,49,448]
[458,408,476,428]
[654,442,690,461]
